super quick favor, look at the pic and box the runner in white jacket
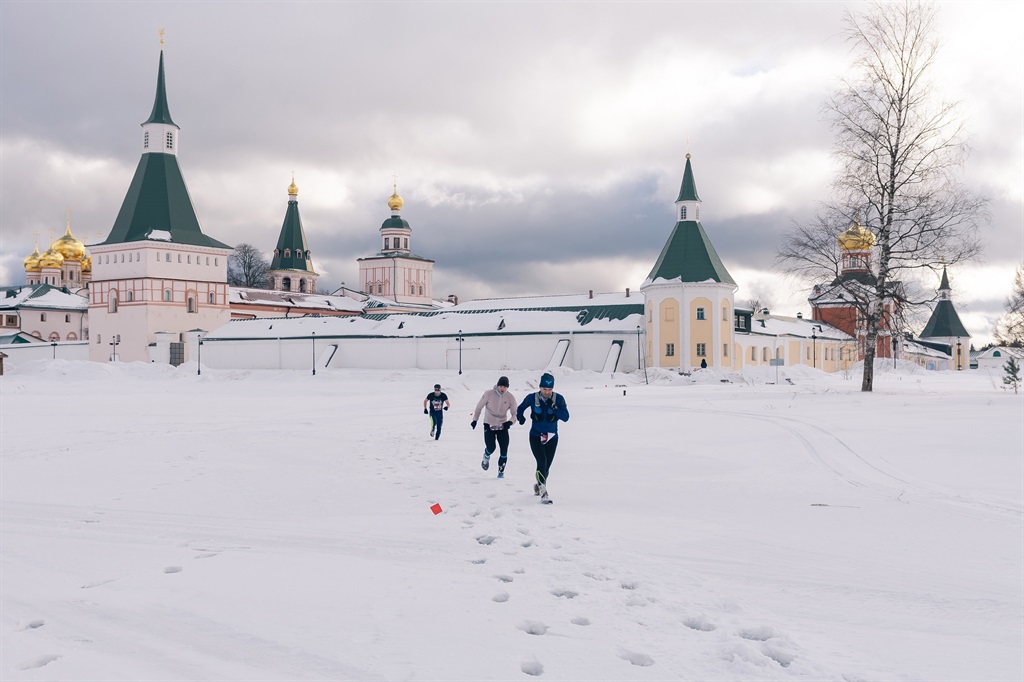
[471,376,518,477]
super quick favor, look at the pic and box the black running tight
[529,434,558,484]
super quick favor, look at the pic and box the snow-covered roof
[0,284,89,312]
[738,313,852,341]
[452,291,639,310]
[230,287,364,313]
[207,306,643,341]
[902,339,950,359]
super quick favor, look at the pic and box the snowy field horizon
[1,360,1021,681]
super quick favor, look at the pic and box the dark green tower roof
[920,299,969,339]
[676,154,700,202]
[270,197,315,273]
[381,216,411,231]
[103,154,229,248]
[646,220,735,285]
[144,51,178,128]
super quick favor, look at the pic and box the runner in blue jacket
[516,372,569,502]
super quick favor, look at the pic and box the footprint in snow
[682,616,716,632]
[21,619,45,630]
[520,539,534,548]
[516,621,548,635]
[476,535,497,545]
[194,551,218,559]
[570,616,590,626]
[620,580,639,590]
[617,648,655,667]
[81,579,116,589]
[469,558,487,565]
[495,574,514,583]
[492,592,510,603]
[521,659,544,676]
[738,625,778,641]
[16,654,61,670]
[163,566,183,574]
[550,588,578,599]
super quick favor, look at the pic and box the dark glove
[503,421,513,430]
[545,397,554,407]
[443,405,448,411]
[471,420,477,430]
[517,415,526,425]
[424,408,428,414]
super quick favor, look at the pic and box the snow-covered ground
[1,361,1021,681]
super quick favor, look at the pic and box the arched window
[67,332,77,341]
[166,253,171,262]
[209,292,216,304]
[377,283,383,294]
[751,346,757,361]
[299,280,307,293]
[419,285,423,295]
[404,238,408,249]
[188,255,192,264]
[126,290,134,302]
[274,249,280,258]
[282,277,291,291]
[164,289,172,302]
[108,293,118,313]
[762,347,769,362]
[178,254,182,263]
[295,250,303,259]
[680,207,687,220]
[65,314,71,323]
[384,238,390,250]
[49,332,60,342]
[187,297,196,313]
[284,249,291,258]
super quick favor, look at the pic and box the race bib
[539,432,553,444]
[431,400,443,411]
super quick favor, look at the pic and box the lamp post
[956,340,962,371]
[51,340,57,360]
[811,328,817,368]
[109,335,119,362]
[636,325,648,384]
[197,338,203,376]
[892,337,898,369]
[456,330,464,375]
[311,331,316,376]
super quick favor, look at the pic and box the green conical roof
[144,51,178,128]
[646,219,735,285]
[939,266,950,290]
[676,155,700,202]
[103,153,230,248]
[270,200,315,272]
[920,299,969,339]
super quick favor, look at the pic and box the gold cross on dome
[159,28,165,48]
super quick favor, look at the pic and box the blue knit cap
[539,373,555,388]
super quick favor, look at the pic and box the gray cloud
[2,1,1020,343]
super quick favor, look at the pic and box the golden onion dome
[387,179,404,211]
[39,246,65,269]
[82,255,93,273]
[53,224,86,261]
[24,244,42,272]
[838,219,876,251]
[288,176,299,196]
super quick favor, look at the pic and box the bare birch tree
[779,0,985,391]
[228,243,270,288]
[994,263,1024,346]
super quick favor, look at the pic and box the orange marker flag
[430,503,443,515]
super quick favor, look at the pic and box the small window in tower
[696,307,705,320]
[384,238,390,250]
[295,250,303,259]
[187,297,196,313]
[187,255,192,264]
[166,131,173,150]
[274,249,280,258]
[665,343,675,357]
[723,343,729,357]
[144,131,150,149]
[419,285,423,295]
[696,207,700,220]
[404,238,408,249]
[680,207,687,220]
[166,253,171,262]
[40,313,46,322]
[65,314,71,323]
[209,292,215,304]
[126,291,133,302]
[164,289,172,302]
[178,254,182,263]
[284,249,291,258]
[109,295,118,313]
[751,347,757,361]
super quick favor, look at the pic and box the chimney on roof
[447,294,459,305]
[796,312,803,319]
[625,287,630,298]
[588,290,593,299]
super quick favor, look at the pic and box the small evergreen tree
[1003,356,1021,394]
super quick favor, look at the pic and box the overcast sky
[1,1,1021,343]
